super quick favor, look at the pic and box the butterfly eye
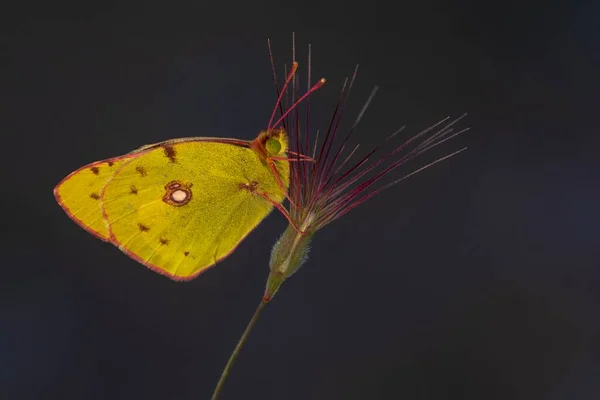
[265,138,282,155]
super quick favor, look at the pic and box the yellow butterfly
[54,62,321,281]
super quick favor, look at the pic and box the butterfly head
[251,128,288,161]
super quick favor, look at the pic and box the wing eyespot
[162,180,192,206]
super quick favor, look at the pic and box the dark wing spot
[239,181,259,192]
[90,166,100,175]
[184,251,189,257]
[107,161,114,167]
[90,192,100,200]
[159,237,169,245]
[136,166,147,177]
[138,223,150,232]
[130,185,138,194]
[163,145,177,163]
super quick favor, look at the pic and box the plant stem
[211,298,268,400]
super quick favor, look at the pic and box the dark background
[2,1,599,399]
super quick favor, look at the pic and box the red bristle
[322,120,469,223]
[316,85,381,199]
[317,66,363,193]
[313,67,359,192]
[312,77,347,175]
[323,124,402,199]
[333,144,361,176]
[272,78,325,129]
[301,44,313,202]
[326,117,455,201]
[327,144,430,212]
[336,147,468,220]
[320,145,381,199]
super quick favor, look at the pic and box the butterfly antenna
[272,77,326,129]
[267,62,299,129]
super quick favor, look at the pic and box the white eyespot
[171,190,188,202]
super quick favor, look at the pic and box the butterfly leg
[256,190,308,236]
[268,159,301,209]
[270,152,315,162]
[239,181,307,236]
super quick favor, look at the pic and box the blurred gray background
[2,1,599,399]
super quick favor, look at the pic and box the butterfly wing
[101,141,288,280]
[54,157,133,240]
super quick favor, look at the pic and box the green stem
[211,299,268,400]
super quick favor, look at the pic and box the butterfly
[54,62,321,280]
